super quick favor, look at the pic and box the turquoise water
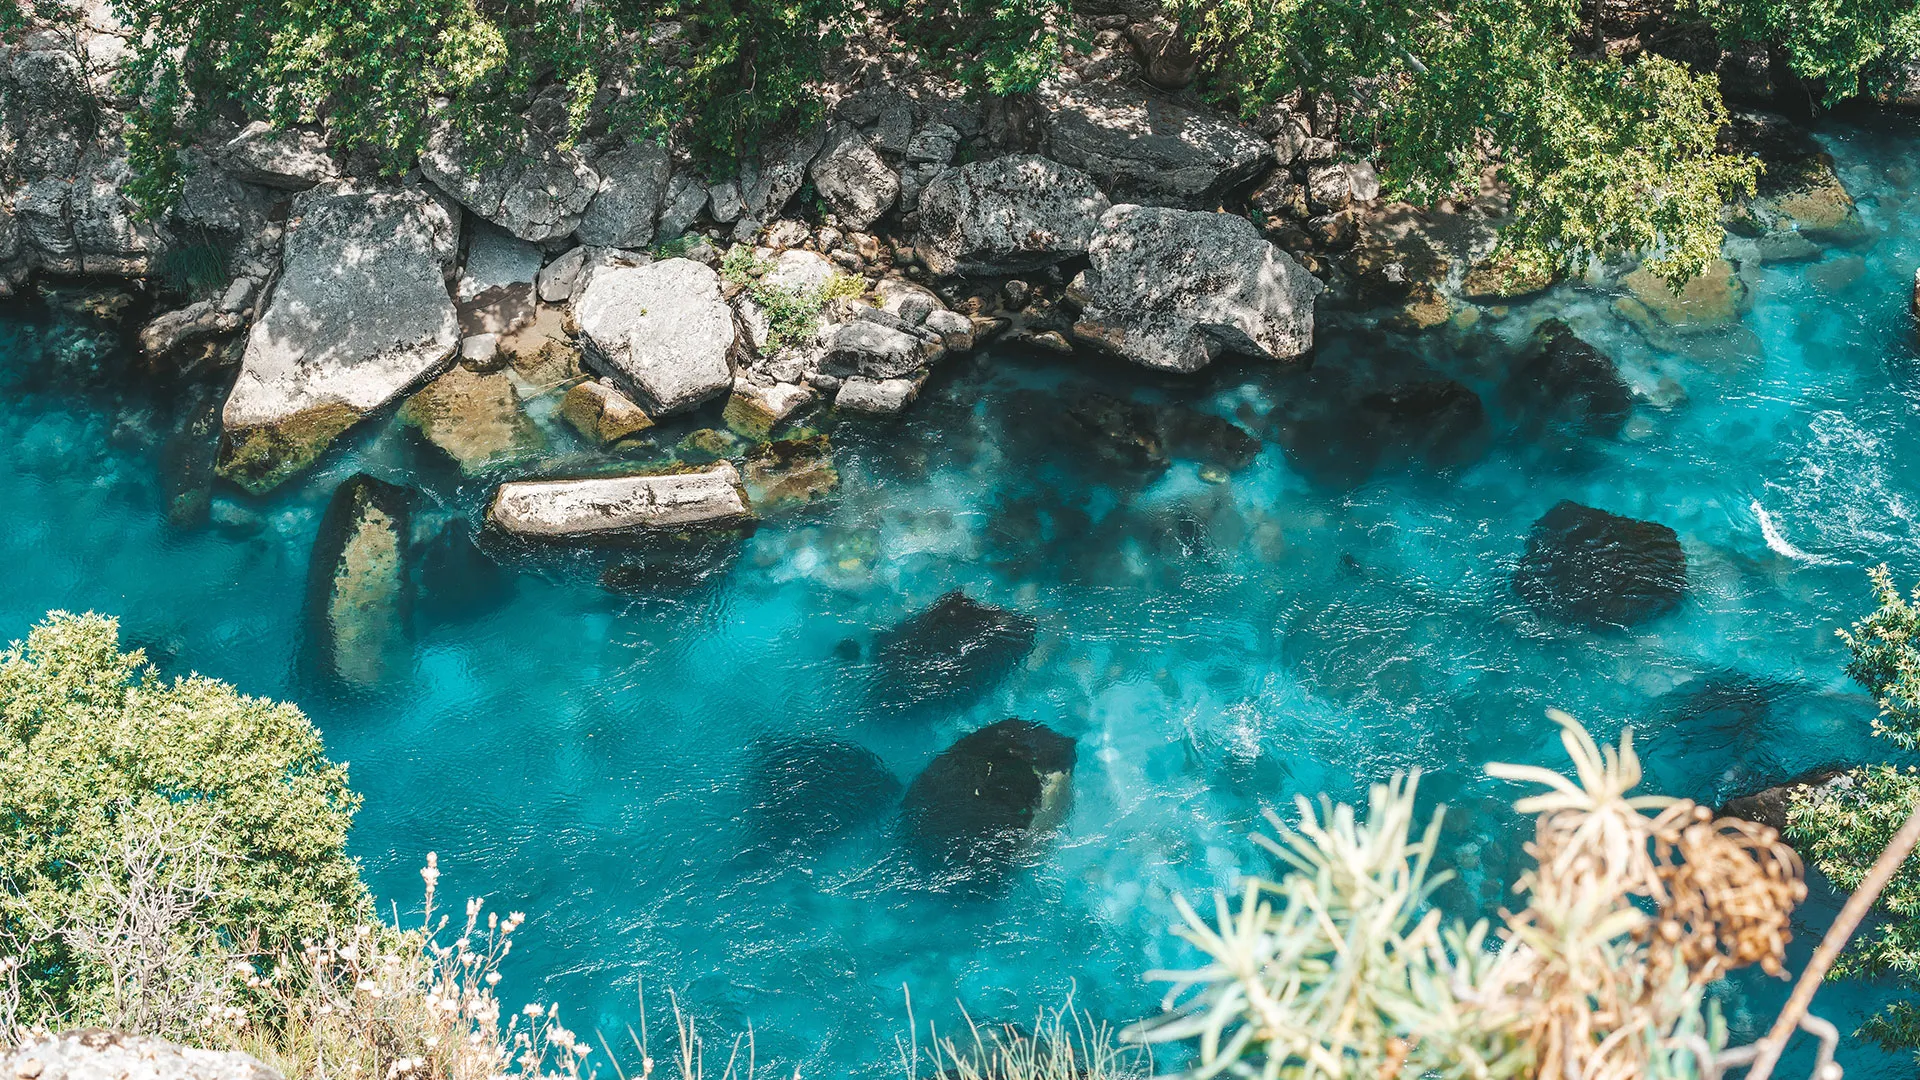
[7,114,1920,1076]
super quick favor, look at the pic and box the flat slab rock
[487,462,752,538]
[219,186,459,492]
[1071,204,1323,372]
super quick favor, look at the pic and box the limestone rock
[1,1032,283,1080]
[560,378,654,445]
[836,372,926,413]
[1039,84,1267,207]
[577,140,672,248]
[537,245,591,303]
[657,171,709,240]
[1071,204,1322,372]
[901,718,1076,884]
[915,155,1110,276]
[305,473,412,687]
[734,125,827,239]
[420,124,598,242]
[139,300,242,360]
[486,462,752,538]
[822,316,938,379]
[401,365,544,473]
[809,125,900,230]
[218,121,336,189]
[571,257,737,414]
[724,379,817,438]
[1514,501,1687,628]
[220,187,459,493]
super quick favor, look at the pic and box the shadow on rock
[900,718,1076,892]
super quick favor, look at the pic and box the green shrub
[1787,565,1920,1055]
[720,247,863,353]
[0,612,366,1035]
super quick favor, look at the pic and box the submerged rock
[219,187,459,493]
[1618,261,1747,334]
[914,155,1110,276]
[1501,319,1633,437]
[873,591,1037,710]
[400,365,544,473]
[1070,204,1322,372]
[1720,767,1850,836]
[572,258,737,414]
[901,718,1076,880]
[560,378,655,445]
[486,463,752,539]
[724,379,817,438]
[1356,378,1490,469]
[745,434,838,511]
[1726,111,1867,246]
[1513,501,1687,628]
[747,737,901,850]
[305,474,412,687]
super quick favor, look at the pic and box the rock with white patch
[571,257,737,414]
[487,463,752,538]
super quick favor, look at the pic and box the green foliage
[1687,0,1920,102]
[1167,0,1756,282]
[720,246,863,352]
[1838,564,1920,751]
[877,0,1071,94]
[1789,565,1920,1055]
[0,612,366,1031]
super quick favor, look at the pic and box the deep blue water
[7,116,1920,1077]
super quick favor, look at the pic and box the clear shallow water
[7,115,1920,1076]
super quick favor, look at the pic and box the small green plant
[649,234,702,260]
[720,248,864,353]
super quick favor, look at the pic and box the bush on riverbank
[1788,566,1920,1056]
[0,612,365,1038]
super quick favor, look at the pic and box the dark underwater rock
[744,434,839,512]
[1501,320,1633,437]
[1356,378,1489,469]
[1513,501,1686,628]
[159,382,224,529]
[747,738,902,850]
[417,518,513,623]
[1064,392,1168,474]
[873,591,1036,710]
[901,718,1077,881]
[1160,406,1261,471]
[305,473,412,687]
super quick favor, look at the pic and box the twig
[1744,802,1920,1080]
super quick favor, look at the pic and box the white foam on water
[1751,498,1840,565]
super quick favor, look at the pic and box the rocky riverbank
[0,0,1896,555]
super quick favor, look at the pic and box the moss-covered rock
[401,366,544,473]
[1618,260,1747,333]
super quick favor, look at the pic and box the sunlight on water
[5,114,1920,1077]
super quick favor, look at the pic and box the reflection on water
[4,115,1920,1077]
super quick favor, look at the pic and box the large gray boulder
[217,121,336,189]
[915,154,1110,276]
[2,1032,283,1080]
[1070,204,1322,372]
[572,257,737,414]
[734,125,827,239]
[487,462,752,537]
[1040,84,1270,206]
[576,139,672,248]
[420,124,599,242]
[219,187,459,492]
[810,125,899,230]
